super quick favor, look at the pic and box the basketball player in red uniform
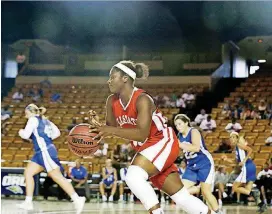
[89,60,215,214]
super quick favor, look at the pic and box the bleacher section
[1,83,208,172]
[208,73,272,173]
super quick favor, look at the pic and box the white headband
[110,63,136,80]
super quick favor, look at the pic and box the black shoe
[257,203,267,213]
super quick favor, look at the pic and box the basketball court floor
[1,199,272,214]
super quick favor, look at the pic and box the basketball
[67,123,100,156]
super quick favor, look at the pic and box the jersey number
[184,151,197,159]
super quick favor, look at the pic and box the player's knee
[125,165,148,187]
[170,187,189,205]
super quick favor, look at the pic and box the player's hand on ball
[89,125,112,140]
[88,110,101,127]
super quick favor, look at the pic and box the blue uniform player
[100,159,117,202]
[222,132,266,212]
[174,114,221,213]
[16,104,85,213]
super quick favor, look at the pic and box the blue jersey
[19,115,62,172]
[178,128,212,167]
[103,168,115,186]
[30,117,56,152]
[235,145,256,183]
[235,145,252,163]
[71,166,88,180]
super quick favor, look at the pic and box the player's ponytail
[25,104,47,119]
[38,106,47,119]
[134,63,149,80]
[114,60,149,80]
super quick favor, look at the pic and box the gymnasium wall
[15,75,212,87]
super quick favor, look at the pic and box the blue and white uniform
[19,116,62,172]
[178,128,215,184]
[120,167,128,184]
[103,168,115,187]
[178,167,185,180]
[235,145,256,183]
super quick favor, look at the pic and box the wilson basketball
[67,124,100,157]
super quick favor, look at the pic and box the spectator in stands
[70,159,90,202]
[214,139,232,153]
[51,92,62,103]
[40,77,52,88]
[94,139,108,157]
[12,88,24,102]
[240,107,252,120]
[31,89,41,102]
[258,100,267,119]
[1,105,12,121]
[38,87,44,98]
[185,91,196,109]
[176,95,186,110]
[231,105,242,119]
[162,95,175,108]
[265,130,272,146]
[214,166,229,208]
[194,109,208,126]
[221,101,232,118]
[251,108,260,120]
[119,162,134,202]
[238,96,248,106]
[199,115,216,132]
[112,145,122,162]
[100,159,117,202]
[153,95,164,108]
[255,163,272,206]
[225,118,242,133]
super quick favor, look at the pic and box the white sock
[119,195,123,200]
[25,196,33,203]
[151,208,164,214]
[171,187,209,214]
[71,192,80,201]
[125,165,159,210]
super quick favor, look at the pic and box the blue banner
[1,168,39,195]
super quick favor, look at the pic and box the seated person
[225,118,242,133]
[194,109,208,126]
[100,159,117,202]
[12,89,24,102]
[214,140,232,153]
[265,131,272,146]
[118,162,134,202]
[214,166,229,208]
[255,163,272,206]
[94,141,108,157]
[199,115,216,132]
[70,159,90,201]
[1,105,12,121]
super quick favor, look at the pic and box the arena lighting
[250,65,259,75]
[258,59,266,63]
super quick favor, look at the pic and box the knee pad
[170,187,189,204]
[125,165,148,186]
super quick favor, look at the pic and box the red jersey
[111,87,168,152]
